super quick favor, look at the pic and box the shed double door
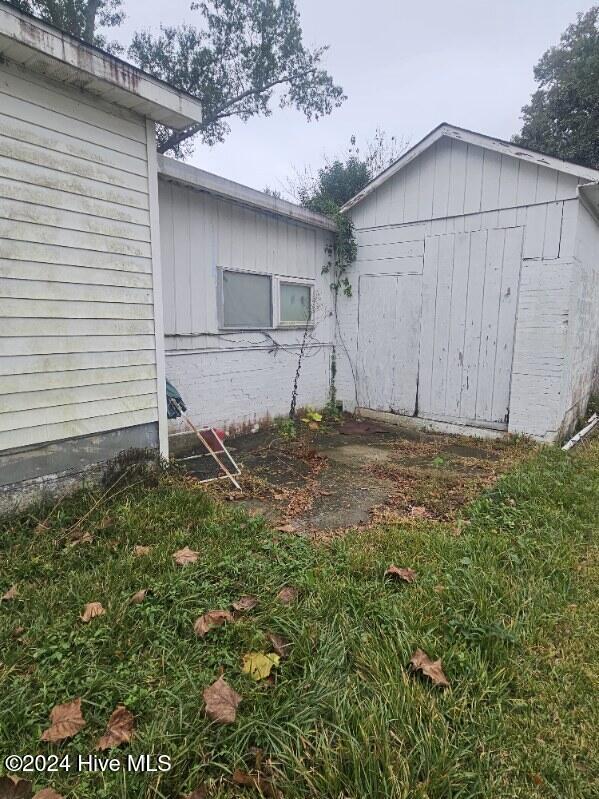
[418,226,524,427]
[355,226,523,428]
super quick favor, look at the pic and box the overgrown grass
[0,444,597,798]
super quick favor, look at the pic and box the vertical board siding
[339,137,591,440]
[0,59,158,452]
[351,138,580,229]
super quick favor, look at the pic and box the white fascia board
[158,155,338,232]
[341,123,599,213]
[0,3,202,129]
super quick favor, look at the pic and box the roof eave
[158,155,337,232]
[0,4,202,129]
[341,123,599,214]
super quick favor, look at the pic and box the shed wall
[0,59,160,463]
[337,138,584,441]
[159,178,335,431]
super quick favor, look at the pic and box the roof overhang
[341,123,599,213]
[158,155,337,233]
[0,2,202,129]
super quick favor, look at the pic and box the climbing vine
[319,201,358,297]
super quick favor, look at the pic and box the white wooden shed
[0,1,202,503]
[336,124,599,441]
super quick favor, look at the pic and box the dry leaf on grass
[96,705,134,750]
[80,602,105,623]
[183,789,207,799]
[67,531,93,547]
[408,648,450,688]
[277,586,298,605]
[194,610,234,637]
[0,776,33,799]
[241,652,280,681]
[130,589,149,605]
[409,505,428,518]
[133,545,151,557]
[1,585,18,601]
[267,632,291,659]
[203,676,241,724]
[172,547,199,566]
[385,565,417,583]
[232,770,281,799]
[41,697,86,742]
[275,524,296,533]
[232,595,258,612]
[33,790,64,799]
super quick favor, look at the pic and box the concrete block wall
[166,343,332,434]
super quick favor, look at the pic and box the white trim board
[0,1,202,129]
[341,123,599,213]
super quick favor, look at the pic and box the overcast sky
[117,0,589,193]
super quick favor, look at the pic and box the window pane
[280,283,311,323]
[223,271,272,327]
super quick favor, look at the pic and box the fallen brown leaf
[67,530,93,547]
[33,790,65,799]
[408,648,450,688]
[385,565,417,583]
[172,547,199,566]
[96,705,135,750]
[277,586,298,605]
[194,610,234,637]
[409,505,428,518]
[133,545,151,557]
[0,776,33,799]
[80,602,105,623]
[203,676,241,724]
[231,769,280,798]
[183,789,207,799]
[232,595,258,612]
[130,589,149,605]
[275,524,296,533]
[267,632,291,659]
[1,584,18,601]
[40,698,86,742]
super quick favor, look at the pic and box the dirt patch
[176,416,533,535]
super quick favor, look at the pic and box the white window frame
[277,276,314,328]
[218,266,314,331]
[218,266,274,330]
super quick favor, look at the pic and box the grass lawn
[0,440,597,798]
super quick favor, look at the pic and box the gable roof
[341,123,599,213]
[158,155,337,232]
[0,0,202,129]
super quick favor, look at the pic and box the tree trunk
[83,0,101,44]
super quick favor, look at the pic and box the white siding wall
[0,60,160,452]
[159,179,335,431]
[562,204,599,428]
[337,138,585,441]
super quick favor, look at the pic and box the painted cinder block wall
[335,133,595,442]
[158,175,335,433]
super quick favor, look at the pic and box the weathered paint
[158,173,335,432]
[337,132,598,442]
[0,57,161,455]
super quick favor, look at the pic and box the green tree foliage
[8,1,125,51]
[514,7,599,169]
[9,1,345,157]
[128,1,345,156]
[295,130,406,212]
